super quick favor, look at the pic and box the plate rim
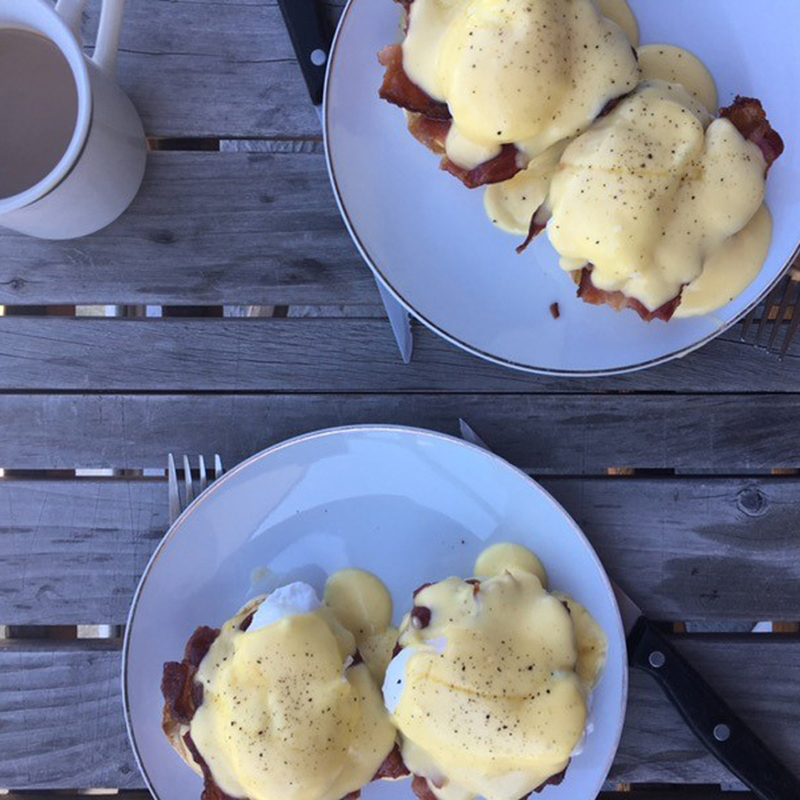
[122,424,629,799]
[322,0,800,377]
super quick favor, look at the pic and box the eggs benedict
[161,576,404,800]
[379,0,640,187]
[383,543,607,800]
[486,45,784,320]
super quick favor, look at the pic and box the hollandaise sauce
[486,38,774,318]
[546,80,767,312]
[188,573,397,800]
[385,544,607,800]
[401,0,640,170]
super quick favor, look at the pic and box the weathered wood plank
[2,638,797,788]
[0,154,373,307]
[83,1,325,138]
[3,394,800,472]
[1,477,798,625]
[0,318,797,392]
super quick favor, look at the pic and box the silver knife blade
[459,418,490,450]
[612,581,644,638]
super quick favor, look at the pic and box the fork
[740,268,800,358]
[167,453,225,525]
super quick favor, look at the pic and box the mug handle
[55,0,126,79]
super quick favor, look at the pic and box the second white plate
[123,426,627,800]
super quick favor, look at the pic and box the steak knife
[277,0,329,113]
[458,418,800,800]
[614,583,800,800]
[276,0,415,363]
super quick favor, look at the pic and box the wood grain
[1,638,797,788]
[0,153,373,306]
[3,393,800,472]
[1,477,798,625]
[0,319,798,392]
[82,1,324,138]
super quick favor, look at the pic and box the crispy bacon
[407,113,450,154]
[412,775,438,800]
[374,744,411,780]
[441,144,523,189]
[378,44,450,120]
[720,96,784,171]
[378,43,524,187]
[516,214,547,254]
[576,266,682,322]
[162,626,219,725]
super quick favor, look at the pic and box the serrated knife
[458,418,800,800]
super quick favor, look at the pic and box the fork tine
[768,278,797,350]
[780,285,800,359]
[198,454,208,494]
[183,454,194,505]
[754,279,787,346]
[167,453,181,526]
[214,454,224,480]
[740,304,758,342]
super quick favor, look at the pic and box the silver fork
[740,268,800,358]
[167,453,225,525]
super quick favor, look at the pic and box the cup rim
[0,0,93,214]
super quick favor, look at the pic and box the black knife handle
[277,0,331,106]
[629,617,800,800]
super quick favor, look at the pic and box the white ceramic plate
[324,0,800,375]
[123,426,627,800]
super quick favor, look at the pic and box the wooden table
[1,3,798,799]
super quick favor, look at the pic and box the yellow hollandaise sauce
[324,567,399,682]
[546,80,767,311]
[486,39,773,318]
[388,544,607,800]
[485,43,717,237]
[189,572,397,800]
[401,0,640,170]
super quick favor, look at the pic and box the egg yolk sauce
[485,40,776,318]
[544,80,767,312]
[401,0,640,171]
[187,573,398,800]
[384,543,607,800]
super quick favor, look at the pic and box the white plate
[123,426,627,800]
[324,0,800,375]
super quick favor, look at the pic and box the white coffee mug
[0,0,146,239]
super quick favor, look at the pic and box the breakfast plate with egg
[324,0,800,374]
[123,426,627,800]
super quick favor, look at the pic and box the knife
[614,584,800,800]
[458,418,800,800]
[277,0,330,113]
[277,0,415,362]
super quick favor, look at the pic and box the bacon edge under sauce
[161,624,407,800]
[378,41,525,188]
[517,96,784,322]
